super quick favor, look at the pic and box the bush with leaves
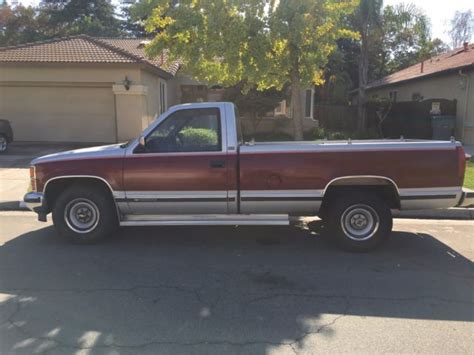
[180,127,218,147]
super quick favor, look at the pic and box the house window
[389,91,398,102]
[274,100,287,116]
[304,88,315,119]
[160,81,167,114]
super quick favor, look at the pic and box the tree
[350,0,383,132]
[121,4,147,37]
[0,1,123,46]
[382,3,445,74]
[123,0,167,37]
[223,82,288,136]
[314,38,359,105]
[0,5,44,46]
[449,10,473,48]
[39,0,121,38]
[144,0,358,140]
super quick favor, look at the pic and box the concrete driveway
[0,215,473,354]
[0,143,92,210]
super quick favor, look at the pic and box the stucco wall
[140,69,169,128]
[0,63,163,142]
[368,72,474,144]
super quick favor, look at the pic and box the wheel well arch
[321,176,401,212]
[43,176,116,211]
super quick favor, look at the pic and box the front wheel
[326,192,392,252]
[52,185,118,244]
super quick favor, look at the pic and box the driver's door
[123,107,231,215]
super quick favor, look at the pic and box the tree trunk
[290,69,304,141]
[357,33,369,133]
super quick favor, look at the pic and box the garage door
[0,86,116,142]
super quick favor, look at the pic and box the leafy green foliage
[0,5,45,46]
[180,127,218,146]
[0,1,121,46]
[224,82,287,118]
[319,0,450,132]
[41,0,121,37]
[145,0,358,90]
[223,81,287,134]
[144,0,358,140]
[381,3,446,74]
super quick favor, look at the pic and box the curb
[0,201,28,212]
[393,208,474,220]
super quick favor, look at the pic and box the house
[364,42,474,145]
[0,35,317,143]
[0,35,182,143]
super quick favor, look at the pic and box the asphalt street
[0,212,473,354]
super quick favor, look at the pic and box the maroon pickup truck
[24,102,473,251]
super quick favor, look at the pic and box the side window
[144,108,221,153]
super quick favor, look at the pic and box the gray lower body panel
[120,214,290,226]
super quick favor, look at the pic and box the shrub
[303,127,326,140]
[328,131,349,140]
[304,127,350,140]
[180,127,218,146]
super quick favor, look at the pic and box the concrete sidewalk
[0,142,92,211]
[0,168,28,211]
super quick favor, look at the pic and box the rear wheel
[52,185,118,244]
[0,135,8,153]
[326,192,392,252]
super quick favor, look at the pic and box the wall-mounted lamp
[122,76,131,91]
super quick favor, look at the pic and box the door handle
[210,160,225,168]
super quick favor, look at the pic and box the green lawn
[465,161,474,189]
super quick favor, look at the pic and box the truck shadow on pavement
[1,223,473,354]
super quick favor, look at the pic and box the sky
[11,0,474,45]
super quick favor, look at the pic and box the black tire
[0,134,8,153]
[326,192,392,252]
[52,184,118,244]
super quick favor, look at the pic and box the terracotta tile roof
[367,43,474,89]
[99,38,181,75]
[0,35,181,77]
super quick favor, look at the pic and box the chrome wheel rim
[0,136,7,152]
[64,198,100,234]
[341,204,379,241]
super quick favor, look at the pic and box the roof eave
[140,62,174,79]
[366,63,474,91]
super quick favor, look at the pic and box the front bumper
[23,192,48,221]
[457,188,474,207]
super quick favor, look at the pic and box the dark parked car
[0,119,13,153]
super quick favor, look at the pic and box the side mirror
[134,134,147,153]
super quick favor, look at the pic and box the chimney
[464,42,469,51]
[420,60,424,73]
